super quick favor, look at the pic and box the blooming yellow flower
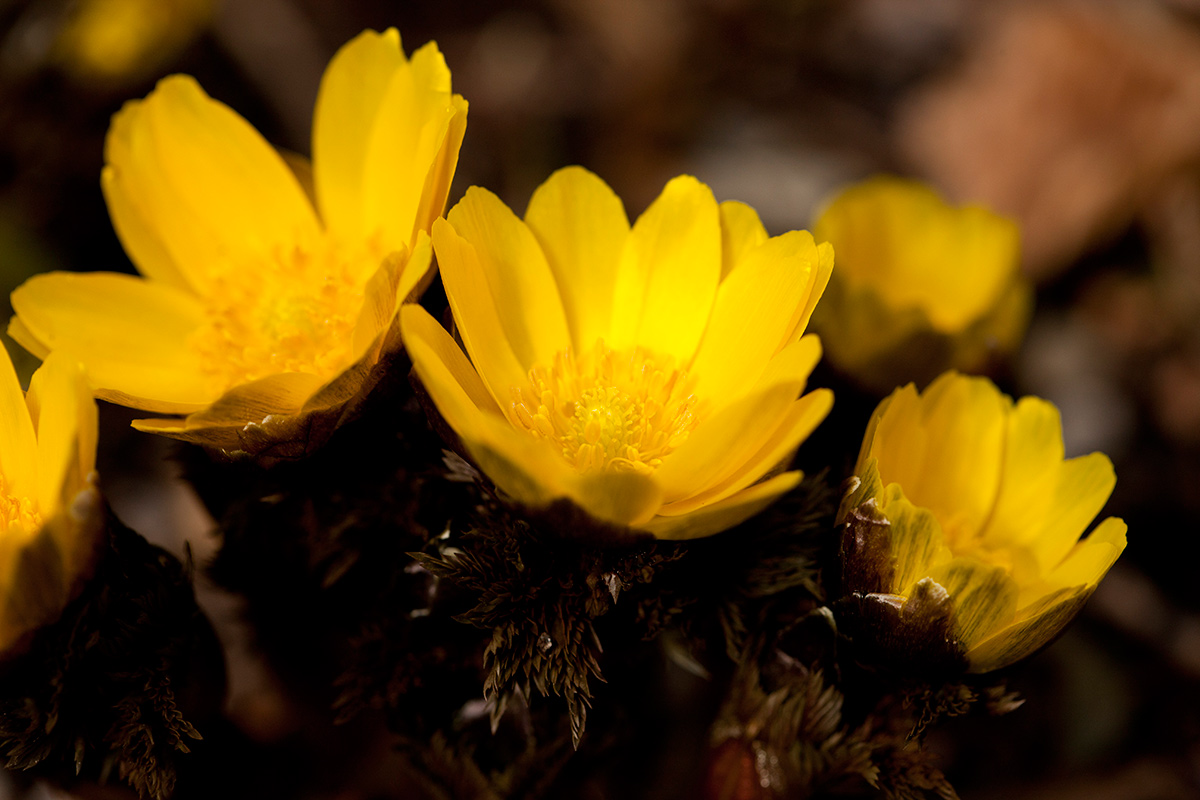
[811,176,1031,391]
[1,343,102,656]
[838,371,1127,673]
[402,167,834,539]
[9,28,466,459]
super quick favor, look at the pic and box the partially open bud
[836,372,1126,674]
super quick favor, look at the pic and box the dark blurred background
[3,0,1200,797]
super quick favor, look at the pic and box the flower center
[188,236,383,392]
[937,509,1028,575]
[0,474,41,536]
[510,341,702,474]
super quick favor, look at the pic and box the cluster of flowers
[1,28,1124,685]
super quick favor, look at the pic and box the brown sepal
[838,505,896,596]
[841,579,968,679]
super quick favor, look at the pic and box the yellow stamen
[511,340,703,474]
[0,474,41,536]
[187,236,383,391]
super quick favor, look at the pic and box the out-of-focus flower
[403,166,833,539]
[811,176,1031,392]
[1,343,102,656]
[837,371,1127,673]
[54,0,213,85]
[9,28,466,460]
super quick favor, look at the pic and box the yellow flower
[402,167,834,539]
[1,343,102,656]
[54,0,213,85]
[9,28,466,459]
[811,176,1031,391]
[838,372,1127,673]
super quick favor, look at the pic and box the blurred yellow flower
[811,176,1031,391]
[403,167,834,539]
[10,28,466,459]
[54,0,212,85]
[838,372,1126,673]
[1,343,102,656]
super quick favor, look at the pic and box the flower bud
[837,372,1126,673]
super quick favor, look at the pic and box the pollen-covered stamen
[1,475,42,536]
[511,341,703,474]
[188,236,384,392]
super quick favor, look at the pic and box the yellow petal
[923,206,1019,332]
[568,469,664,528]
[1044,516,1127,590]
[311,28,467,247]
[524,166,630,353]
[10,271,216,413]
[751,334,824,392]
[1028,453,1118,573]
[401,304,503,429]
[977,396,1118,577]
[25,352,93,517]
[658,388,831,516]
[923,558,1018,648]
[654,338,824,505]
[102,92,191,290]
[654,376,809,504]
[877,482,953,596]
[105,75,319,292]
[446,187,571,369]
[359,40,462,251]
[610,175,721,362]
[432,218,530,416]
[874,372,1007,542]
[101,166,190,291]
[312,28,406,241]
[689,230,823,406]
[351,233,433,363]
[642,471,802,540]
[406,35,451,92]
[411,92,468,241]
[0,342,38,501]
[718,200,768,280]
[854,383,918,480]
[352,246,409,362]
[397,230,436,305]
[980,396,1064,551]
[965,586,1090,673]
[461,411,574,507]
[6,317,46,360]
[779,240,834,350]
